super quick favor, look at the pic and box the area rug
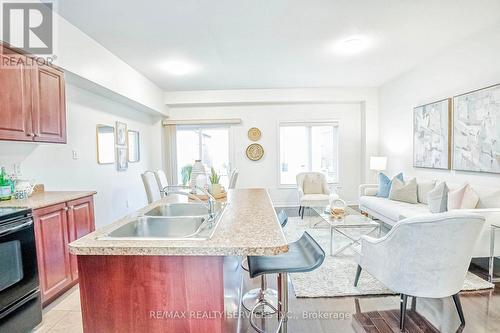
[283,216,494,298]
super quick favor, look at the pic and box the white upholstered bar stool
[154,169,169,196]
[141,171,161,204]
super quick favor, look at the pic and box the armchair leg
[354,265,362,287]
[399,294,408,332]
[452,293,465,326]
[301,206,305,219]
[298,206,302,216]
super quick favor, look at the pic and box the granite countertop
[69,188,289,256]
[0,191,97,210]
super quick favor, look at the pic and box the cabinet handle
[33,133,38,137]
[26,132,35,137]
[63,207,69,211]
[69,206,74,210]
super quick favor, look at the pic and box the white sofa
[359,181,500,258]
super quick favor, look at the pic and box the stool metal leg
[249,273,288,333]
[242,274,278,315]
[277,272,288,333]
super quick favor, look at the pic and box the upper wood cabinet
[32,65,66,143]
[0,50,33,141]
[0,44,66,143]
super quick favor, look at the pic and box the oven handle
[0,219,34,237]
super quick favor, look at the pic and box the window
[279,122,338,185]
[175,125,230,186]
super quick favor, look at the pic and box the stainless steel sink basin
[98,203,228,241]
[104,216,207,239]
[144,202,209,217]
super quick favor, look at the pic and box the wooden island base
[77,255,242,333]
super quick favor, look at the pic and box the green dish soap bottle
[0,167,13,201]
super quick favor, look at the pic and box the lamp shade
[370,156,387,171]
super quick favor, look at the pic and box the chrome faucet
[162,185,217,219]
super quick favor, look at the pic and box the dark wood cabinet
[32,65,66,143]
[67,196,95,281]
[33,203,72,303]
[0,50,33,141]
[33,195,95,305]
[0,43,66,143]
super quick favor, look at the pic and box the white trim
[163,118,242,126]
[276,119,341,187]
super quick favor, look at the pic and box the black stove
[0,207,32,222]
[0,206,41,332]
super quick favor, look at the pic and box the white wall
[0,84,163,227]
[168,102,364,205]
[165,87,379,193]
[379,23,500,187]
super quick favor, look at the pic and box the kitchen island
[69,188,288,333]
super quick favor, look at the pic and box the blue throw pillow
[377,172,403,198]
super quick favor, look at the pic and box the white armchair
[354,211,485,331]
[296,172,331,219]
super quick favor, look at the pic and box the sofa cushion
[389,178,418,204]
[448,184,467,210]
[428,181,448,213]
[461,185,480,209]
[359,196,429,222]
[377,172,403,198]
[417,180,436,204]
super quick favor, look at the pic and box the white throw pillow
[417,180,436,204]
[448,184,467,210]
[389,178,418,204]
[303,175,323,194]
[427,181,448,213]
[461,185,479,209]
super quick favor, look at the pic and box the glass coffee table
[311,205,382,256]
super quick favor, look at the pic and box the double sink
[99,202,227,241]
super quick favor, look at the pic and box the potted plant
[180,164,192,185]
[209,167,222,196]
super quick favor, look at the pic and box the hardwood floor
[239,275,499,333]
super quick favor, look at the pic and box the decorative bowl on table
[329,198,347,219]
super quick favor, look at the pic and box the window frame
[277,120,340,188]
[174,124,234,185]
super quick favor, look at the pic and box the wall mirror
[128,130,140,162]
[96,125,115,164]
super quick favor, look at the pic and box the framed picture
[116,147,128,171]
[127,130,140,163]
[115,121,127,146]
[453,84,500,173]
[413,99,451,169]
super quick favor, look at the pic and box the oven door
[0,216,39,312]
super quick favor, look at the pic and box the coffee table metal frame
[489,223,500,283]
[312,206,381,256]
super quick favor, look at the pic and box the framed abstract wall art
[453,84,500,174]
[413,98,451,169]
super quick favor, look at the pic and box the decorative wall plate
[246,143,264,161]
[247,127,262,141]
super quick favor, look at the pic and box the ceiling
[55,0,500,91]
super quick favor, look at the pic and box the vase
[210,183,222,196]
[190,160,206,190]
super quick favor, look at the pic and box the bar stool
[242,210,289,315]
[248,232,325,333]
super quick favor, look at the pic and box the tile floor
[32,286,83,333]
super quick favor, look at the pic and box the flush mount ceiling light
[333,35,372,55]
[160,60,200,76]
